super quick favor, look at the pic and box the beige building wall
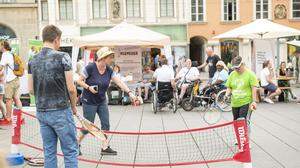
[189,0,252,41]
[188,0,300,70]
[0,2,38,60]
[189,0,300,41]
[17,0,36,3]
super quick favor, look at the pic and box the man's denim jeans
[36,108,78,168]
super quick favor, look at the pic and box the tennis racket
[24,157,44,167]
[75,114,107,141]
[203,104,222,125]
[246,103,256,135]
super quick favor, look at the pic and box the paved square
[1,88,300,168]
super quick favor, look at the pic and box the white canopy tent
[73,22,171,48]
[71,22,172,79]
[213,19,300,39]
[287,40,300,47]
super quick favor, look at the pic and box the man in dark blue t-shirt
[198,47,221,82]
[28,25,78,168]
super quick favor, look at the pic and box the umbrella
[213,19,300,39]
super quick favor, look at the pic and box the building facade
[38,0,190,56]
[188,0,300,69]
[0,0,38,60]
[37,0,300,69]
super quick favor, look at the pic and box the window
[59,0,73,20]
[255,0,269,19]
[41,0,49,21]
[223,0,237,21]
[292,0,300,19]
[191,0,204,22]
[0,0,16,3]
[92,0,107,19]
[221,40,239,65]
[126,0,140,17]
[160,0,174,17]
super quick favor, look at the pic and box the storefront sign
[61,37,73,47]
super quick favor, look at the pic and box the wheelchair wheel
[216,90,231,112]
[181,98,194,111]
[152,91,158,114]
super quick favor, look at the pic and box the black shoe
[78,145,82,156]
[101,146,117,155]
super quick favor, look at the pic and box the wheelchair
[181,80,227,112]
[152,82,178,114]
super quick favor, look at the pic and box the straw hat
[96,47,114,60]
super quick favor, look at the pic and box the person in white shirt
[0,41,22,123]
[153,58,175,86]
[176,59,200,101]
[211,61,229,87]
[260,60,281,104]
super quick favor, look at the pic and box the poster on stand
[28,39,43,60]
[253,39,276,75]
[114,46,142,82]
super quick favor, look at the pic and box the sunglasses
[233,66,241,71]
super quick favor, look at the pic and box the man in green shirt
[225,56,258,122]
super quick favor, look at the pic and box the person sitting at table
[176,59,200,102]
[260,60,282,104]
[138,65,154,101]
[278,62,297,100]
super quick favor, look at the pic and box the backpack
[12,53,25,77]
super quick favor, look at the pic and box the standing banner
[253,39,276,75]
[27,39,42,104]
[8,38,20,55]
[28,39,43,60]
[114,46,142,81]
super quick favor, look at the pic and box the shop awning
[73,22,171,48]
[287,40,300,47]
[213,19,300,39]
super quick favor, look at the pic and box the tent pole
[276,38,280,72]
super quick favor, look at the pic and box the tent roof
[73,22,171,47]
[213,19,300,39]
[287,40,300,47]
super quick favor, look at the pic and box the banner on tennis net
[14,109,252,167]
